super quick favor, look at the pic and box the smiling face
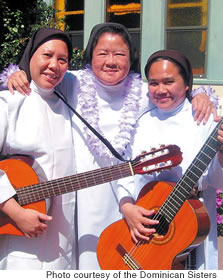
[30,39,69,90]
[147,59,189,111]
[91,32,131,86]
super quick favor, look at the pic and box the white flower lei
[78,66,143,163]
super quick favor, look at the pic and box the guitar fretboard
[159,119,223,223]
[16,162,131,206]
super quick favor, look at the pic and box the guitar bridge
[116,243,142,270]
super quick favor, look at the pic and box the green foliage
[0,3,26,70]
[69,48,84,70]
[29,0,64,32]
[0,0,84,73]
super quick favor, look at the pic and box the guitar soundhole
[153,213,169,236]
[144,213,169,236]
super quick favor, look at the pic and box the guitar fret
[44,182,52,198]
[206,143,218,153]
[164,192,186,220]
[182,175,196,187]
[210,135,219,144]
[113,167,122,181]
[164,203,176,216]
[107,168,115,183]
[74,175,82,191]
[177,180,191,195]
[159,207,172,223]
[45,182,55,197]
[50,181,58,196]
[18,185,40,205]
[174,185,188,199]
[193,158,207,170]
[89,170,98,186]
[171,196,182,208]
[200,149,212,160]
[168,189,184,205]
[99,167,111,185]
[63,178,68,194]
[162,212,172,223]
[165,202,178,216]
[190,160,206,172]
[172,191,185,204]
[187,169,200,180]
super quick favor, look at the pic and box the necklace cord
[54,90,126,162]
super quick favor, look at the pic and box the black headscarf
[144,49,193,98]
[83,22,140,74]
[19,27,73,82]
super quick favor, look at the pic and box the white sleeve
[116,176,136,203]
[198,155,223,191]
[0,93,17,204]
[0,170,16,204]
[112,143,136,203]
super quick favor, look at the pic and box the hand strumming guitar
[0,198,52,238]
[120,197,159,243]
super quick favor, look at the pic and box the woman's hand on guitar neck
[0,198,52,238]
[120,198,159,243]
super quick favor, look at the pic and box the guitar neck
[16,161,132,206]
[159,119,223,223]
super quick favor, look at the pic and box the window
[55,0,84,49]
[106,0,141,58]
[65,0,84,31]
[166,0,208,77]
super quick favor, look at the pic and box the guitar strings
[17,163,131,205]
[17,146,170,205]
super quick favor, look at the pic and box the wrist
[120,200,135,216]
[1,198,22,221]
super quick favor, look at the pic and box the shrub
[70,48,84,70]
[0,0,83,74]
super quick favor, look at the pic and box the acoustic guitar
[97,119,223,270]
[0,144,182,236]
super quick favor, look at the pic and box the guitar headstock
[132,144,182,175]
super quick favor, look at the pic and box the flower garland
[0,64,19,90]
[78,66,143,163]
[191,85,219,109]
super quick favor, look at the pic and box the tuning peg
[159,144,167,154]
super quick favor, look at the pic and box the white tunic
[0,81,77,270]
[62,70,149,269]
[117,98,223,270]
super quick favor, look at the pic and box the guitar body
[0,158,46,236]
[97,181,210,270]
